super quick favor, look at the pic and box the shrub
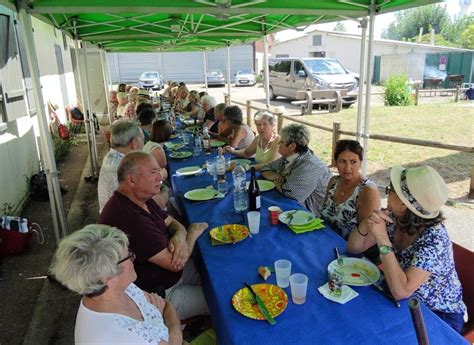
[383,74,413,106]
[52,133,77,162]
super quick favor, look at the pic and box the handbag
[0,218,44,256]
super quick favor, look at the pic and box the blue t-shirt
[388,222,466,314]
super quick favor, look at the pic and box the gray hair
[201,95,217,108]
[110,120,143,149]
[117,151,152,183]
[223,105,243,125]
[50,224,129,296]
[280,123,311,147]
[254,110,275,126]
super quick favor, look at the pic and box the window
[275,54,289,58]
[312,35,322,46]
[277,61,291,74]
[294,61,304,75]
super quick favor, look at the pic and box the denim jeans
[433,310,464,333]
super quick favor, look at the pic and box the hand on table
[223,145,234,153]
[188,222,209,240]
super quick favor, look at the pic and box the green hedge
[383,74,413,106]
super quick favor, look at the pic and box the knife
[355,266,400,308]
[334,246,343,266]
[243,283,276,325]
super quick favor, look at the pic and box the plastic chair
[453,242,474,342]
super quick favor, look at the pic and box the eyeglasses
[117,251,136,265]
[385,184,395,195]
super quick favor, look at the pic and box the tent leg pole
[226,43,231,103]
[362,1,376,175]
[356,18,367,142]
[17,5,68,242]
[73,38,97,181]
[82,43,99,178]
[203,50,209,92]
[263,34,270,110]
[99,49,110,118]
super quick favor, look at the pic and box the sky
[275,0,473,42]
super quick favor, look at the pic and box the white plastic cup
[274,259,292,288]
[247,211,261,234]
[290,273,308,304]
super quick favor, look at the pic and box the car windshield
[303,59,347,75]
[141,72,158,79]
[208,70,222,76]
[237,68,253,75]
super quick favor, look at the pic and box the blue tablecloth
[165,141,467,345]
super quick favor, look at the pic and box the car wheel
[269,86,276,101]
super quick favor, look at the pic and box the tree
[415,33,454,47]
[333,22,346,32]
[382,4,449,41]
[442,15,474,46]
[460,24,474,49]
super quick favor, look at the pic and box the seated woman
[347,165,466,333]
[50,224,216,345]
[143,119,172,180]
[224,110,280,164]
[209,103,230,138]
[221,105,255,150]
[116,92,128,118]
[182,90,204,119]
[201,95,217,129]
[320,140,380,240]
[137,108,156,143]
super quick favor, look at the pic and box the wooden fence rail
[230,99,474,198]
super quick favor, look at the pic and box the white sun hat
[390,165,448,219]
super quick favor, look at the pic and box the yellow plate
[232,284,288,321]
[209,224,249,244]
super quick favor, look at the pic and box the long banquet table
[164,139,468,345]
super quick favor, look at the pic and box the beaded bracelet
[357,226,368,237]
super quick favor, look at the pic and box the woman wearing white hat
[347,165,466,332]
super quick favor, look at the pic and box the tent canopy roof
[6,0,442,52]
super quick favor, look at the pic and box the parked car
[235,68,256,86]
[138,71,164,90]
[268,58,358,105]
[206,69,226,87]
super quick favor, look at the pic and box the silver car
[268,58,358,105]
[138,71,164,90]
[206,69,226,87]
[235,68,256,87]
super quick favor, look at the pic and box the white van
[268,58,358,105]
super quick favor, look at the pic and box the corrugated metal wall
[107,44,254,84]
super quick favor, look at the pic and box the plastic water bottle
[232,164,248,212]
[194,133,202,155]
[216,147,226,181]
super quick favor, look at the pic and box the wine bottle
[248,167,261,211]
[216,147,226,182]
[202,126,211,154]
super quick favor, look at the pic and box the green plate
[184,188,221,201]
[289,218,325,234]
[210,140,226,147]
[176,166,203,176]
[169,151,193,159]
[164,142,184,150]
[278,210,315,226]
[185,125,202,132]
[231,159,252,166]
[245,180,275,192]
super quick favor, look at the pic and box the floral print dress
[321,176,375,240]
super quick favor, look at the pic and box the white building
[270,29,473,83]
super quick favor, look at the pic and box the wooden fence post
[276,110,284,133]
[454,85,460,103]
[246,100,252,126]
[414,85,420,106]
[470,165,474,199]
[331,122,341,167]
[224,94,230,106]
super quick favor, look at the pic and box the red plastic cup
[268,206,281,225]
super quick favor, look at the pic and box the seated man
[256,123,331,216]
[97,120,144,213]
[99,152,209,320]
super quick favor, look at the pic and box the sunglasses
[117,251,136,265]
[385,184,395,195]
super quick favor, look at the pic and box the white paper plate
[278,210,315,226]
[327,257,381,286]
[176,166,202,176]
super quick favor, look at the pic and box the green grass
[280,101,474,200]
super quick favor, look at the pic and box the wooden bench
[291,89,348,115]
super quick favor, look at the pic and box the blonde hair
[50,224,129,296]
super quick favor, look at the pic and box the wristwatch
[379,244,394,255]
